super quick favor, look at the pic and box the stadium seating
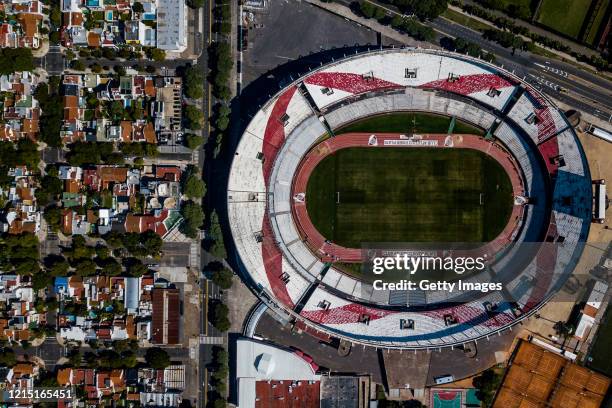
[227,49,592,349]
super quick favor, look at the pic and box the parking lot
[241,0,378,86]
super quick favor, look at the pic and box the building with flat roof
[236,338,320,408]
[156,0,186,52]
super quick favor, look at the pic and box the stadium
[228,49,593,349]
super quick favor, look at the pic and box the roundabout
[228,49,592,349]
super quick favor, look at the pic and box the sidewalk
[179,6,203,61]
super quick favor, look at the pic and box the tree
[74,259,97,276]
[48,258,70,276]
[43,206,62,231]
[0,348,16,367]
[90,63,103,73]
[49,7,62,26]
[101,259,123,276]
[121,351,138,368]
[49,30,61,45]
[147,48,166,61]
[211,399,227,408]
[114,65,126,76]
[188,0,205,7]
[70,60,85,71]
[35,79,63,147]
[213,104,230,131]
[211,268,233,289]
[112,339,131,353]
[209,301,231,331]
[472,368,501,407]
[360,1,376,18]
[37,174,63,206]
[145,347,171,369]
[142,231,163,255]
[184,65,204,99]
[102,47,117,60]
[104,231,123,248]
[185,134,204,149]
[208,210,227,259]
[213,346,229,369]
[68,350,82,367]
[184,104,203,129]
[126,260,148,277]
[183,173,206,199]
[132,1,144,12]
[180,201,204,238]
[32,272,52,291]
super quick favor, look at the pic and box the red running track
[290,133,526,263]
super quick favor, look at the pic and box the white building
[236,338,321,408]
[155,0,187,52]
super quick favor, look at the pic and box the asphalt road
[330,0,612,124]
[241,0,378,86]
[255,313,385,383]
[13,337,66,370]
[161,242,191,267]
[427,17,612,122]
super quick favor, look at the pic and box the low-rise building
[0,167,40,235]
[0,72,40,141]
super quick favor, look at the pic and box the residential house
[0,72,40,141]
[0,166,40,234]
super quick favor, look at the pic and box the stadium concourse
[227,49,593,349]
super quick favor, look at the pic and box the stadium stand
[302,50,517,112]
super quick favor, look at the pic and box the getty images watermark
[370,252,502,293]
[355,242,610,305]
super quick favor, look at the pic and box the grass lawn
[587,305,612,376]
[442,8,492,32]
[337,112,484,136]
[585,0,610,45]
[536,0,591,38]
[306,147,513,248]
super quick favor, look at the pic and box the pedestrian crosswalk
[199,335,224,345]
[190,242,200,269]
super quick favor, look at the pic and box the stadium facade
[228,49,592,349]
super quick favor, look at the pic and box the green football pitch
[306,147,513,247]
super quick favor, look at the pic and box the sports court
[430,388,481,408]
[493,340,611,407]
[431,389,462,408]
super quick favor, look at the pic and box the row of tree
[35,77,63,147]
[180,165,206,238]
[0,48,34,75]
[208,0,234,159]
[208,346,229,408]
[456,2,610,71]
[358,2,436,42]
[0,139,39,175]
[440,36,496,62]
